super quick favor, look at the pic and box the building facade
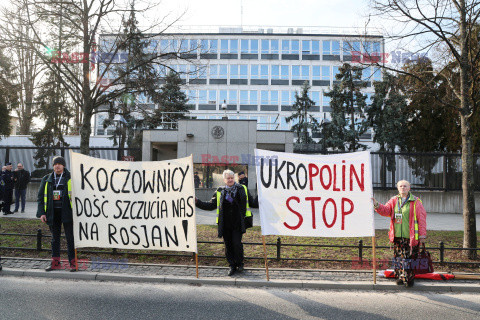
[96,26,384,141]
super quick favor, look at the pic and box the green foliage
[0,49,17,136]
[286,81,319,144]
[324,63,369,151]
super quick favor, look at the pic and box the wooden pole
[195,253,199,278]
[74,249,78,271]
[372,236,376,284]
[262,236,270,281]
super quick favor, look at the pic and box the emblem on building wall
[211,126,225,139]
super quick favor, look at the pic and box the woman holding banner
[372,180,427,287]
[196,170,258,276]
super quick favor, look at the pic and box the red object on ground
[383,269,455,280]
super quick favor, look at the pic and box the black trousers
[49,208,75,263]
[223,228,244,267]
[3,188,13,213]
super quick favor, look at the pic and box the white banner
[70,152,197,253]
[255,149,374,237]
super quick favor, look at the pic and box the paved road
[1,276,479,320]
[3,201,480,231]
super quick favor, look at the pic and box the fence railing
[1,230,478,268]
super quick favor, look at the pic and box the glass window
[161,40,169,52]
[373,42,381,54]
[198,65,207,79]
[332,41,340,54]
[323,41,331,55]
[301,65,310,80]
[312,91,320,106]
[240,65,248,78]
[292,65,300,79]
[362,67,371,80]
[343,41,353,54]
[229,90,237,104]
[261,91,269,104]
[250,40,258,53]
[352,41,361,52]
[282,40,290,54]
[271,91,279,104]
[178,65,187,78]
[332,66,340,80]
[258,116,268,130]
[312,41,320,54]
[241,39,249,53]
[260,65,269,79]
[251,65,259,79]
[373,67,381,81]
[208,90,216,104]
[271,65,280,79]
[180,39,188,52]
[230,65,239,79]
[209,64,218,78]
[363,41,372,54]
[281,91,290,104]
[219,90,227,104]
[280,117,289,130]
[219,65,228,79]
[209,39,218,53]
[201,39,209,53]
[271,40,279,53]
[240,90,249,104]
[199,90,207,104]
[302,40,310,54]
[261,40,270,53]
[313,66,320,80]
[322,92,331,106]
[190,39,197,52]
[221,39,228,53]
[322,66,330,81]
[291,40,299,54]
[230,39,238,53]
[250,90,258,104]
[281,65,289,80]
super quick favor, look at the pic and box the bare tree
[0,0,188,155]
[370,0,478,258]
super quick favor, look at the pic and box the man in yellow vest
[196,170,258,276]
[36,156,75,272]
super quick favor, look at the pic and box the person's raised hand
[40,215,47,223]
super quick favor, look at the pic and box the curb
[1,268,479,292]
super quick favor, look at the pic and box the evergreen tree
[286,81,319,144]
[0,49,17,136]
[324,63,369,152]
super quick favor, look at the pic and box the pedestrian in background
[37,156,76,272]
[13,162,30,213]
[2,162,14,215]
[238,171,248,187]
[195,170,258,276]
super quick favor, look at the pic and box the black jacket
[196,183,258,238]
[13,169,31,190]
[36,169,73,225]
[2,170,14,190]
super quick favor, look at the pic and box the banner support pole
[195,253,199,278]
[262,236,270,281]
[74,249,78,271]
[372,236,376,284]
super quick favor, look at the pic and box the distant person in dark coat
[2,162,14,215]
[13,162,30,213]
[238,171,248,187]
[194,171,201,188]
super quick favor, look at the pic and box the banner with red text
[255,149,374,237]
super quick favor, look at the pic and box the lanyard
[54,172,63,189]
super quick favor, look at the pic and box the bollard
[358,239,363,262]
[36,229,42,251]
[439,241,444,263]
[276,237,281,261]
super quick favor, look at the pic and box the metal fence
[0,230,478,267]
[2,145,479,190]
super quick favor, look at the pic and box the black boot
[227,266,236,276]
[45,257,61,271]
[237,264,244,273]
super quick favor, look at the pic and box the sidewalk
[3,201,480,231]
[1,257,479,292]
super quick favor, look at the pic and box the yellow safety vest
[216,184,252,224]
[413,198,422,241]
[44,178,72,213]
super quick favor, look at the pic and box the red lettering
[211,156,220,165]
[351,51,361,63]
[322,198,337,228]
[308,163,319,191]
[229,156,239,165]
[79,52,88,64]
[381,53,390,63]
[284,196,303,230]
[341,197,354,230]
[71,52,79,63]
[61,52,71,63]
[201,154,211,165]
[305,197,321,229]
[333,165,340,191]
[220,155,228,165]
[350,164,364,191]
[51,51,61,63]
[319,165,332,190]
[342,161,346,191]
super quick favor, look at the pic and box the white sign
[70,153,197,253]
[255,149,374,237]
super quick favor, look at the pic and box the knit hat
[52,156,66,167]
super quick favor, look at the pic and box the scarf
[224,183,240,203]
